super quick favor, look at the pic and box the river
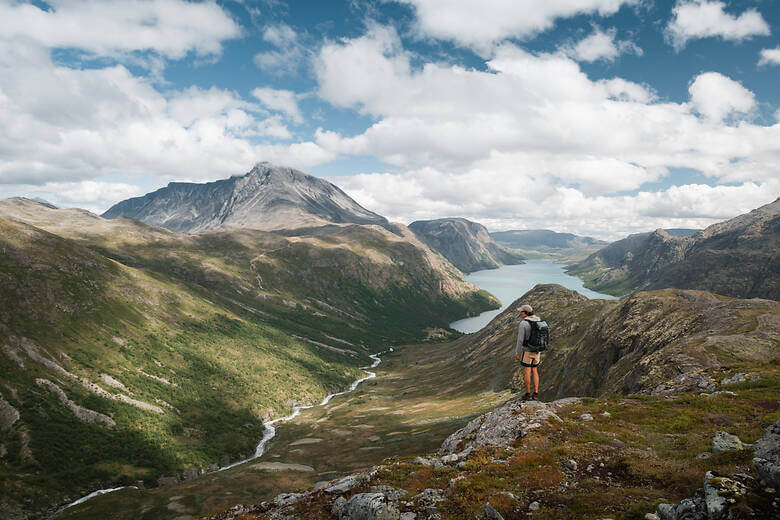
[57,351,387,515]
[450,259,617,333]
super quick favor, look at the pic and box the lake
[450,259,617,333]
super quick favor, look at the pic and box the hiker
[514,304,548,401]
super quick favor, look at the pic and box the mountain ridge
[566,199,780,299]
[102,163,388,233]
[409,218,524,273]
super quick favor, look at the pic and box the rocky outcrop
[409,218,524,273]
[0,396,20,431]
[753,419,780,490]
[102,162,388,233]
[440,397,579,454]
[338,493,400,520]
[567,199,779,299]
[35,379,116,427]
[656,470,777,520]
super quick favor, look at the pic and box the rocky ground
[204,368,779,520]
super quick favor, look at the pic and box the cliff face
[409,218,524,273]
[453,284,779,400]
[102,163,388,233]
[567,199,779,300]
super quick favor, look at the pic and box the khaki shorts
[519,351,541,367]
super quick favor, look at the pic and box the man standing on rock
[514,304,547,401]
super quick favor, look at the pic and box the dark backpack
[523,318,549,352]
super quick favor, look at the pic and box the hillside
[566,199,780,299]
[455,284,778,400]
[409,218,524,273]
[490,229,607,262]
[102,163,388,233]
[0,199,495,520]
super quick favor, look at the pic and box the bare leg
[524,366,532,393]
[532,367,539,393]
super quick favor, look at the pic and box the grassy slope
[336,375,780,520]
[0,202,495,519]
[55,339,513,520]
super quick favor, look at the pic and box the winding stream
[58,351,386,514]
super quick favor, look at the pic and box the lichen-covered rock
[369,485,408,503]
[753,418,780,490]
[326,474,366,494]
[439,398,573,454]
[337,493,400,520]
[711,431,747,453]
[656,471,758,520]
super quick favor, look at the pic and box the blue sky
[0,0,778,239]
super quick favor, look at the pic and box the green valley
[0,198,495,520]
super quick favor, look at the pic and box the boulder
[273,492,307,507]
[369,485,408,503]
[337,493,400,520]
[711,431,747,453]
[753,418,780,489]
[440,398,572,454]
[326,474,366,494]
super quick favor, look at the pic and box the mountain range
[102,163,388,233]
[408,218,525,273]
[567,198,779,300]
[2,163,778,520]
[490,229,607,262]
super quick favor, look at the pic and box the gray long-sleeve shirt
[515,316,541,356]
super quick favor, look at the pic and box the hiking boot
[531,392,539,401]
[521,392,531,401]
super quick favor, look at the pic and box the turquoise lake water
[449,259,617,333]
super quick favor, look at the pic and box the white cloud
[253,23,309,76]
[0,37,334,197]
[0,180,148,214]
[0,0,241,59]
[334,167,778,240]
[393,0,639,52]
[688,72,756,121]
[255,116,293,139]
[665,0,770,51]
[562,27,643,63]
[758,47,780,66]
[252,87,303,123]
[312,27,780,237]
[315,30,777,186]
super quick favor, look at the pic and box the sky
[0,0,778,240]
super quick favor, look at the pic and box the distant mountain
[567,199,779,299]
[102,163,388,233]
[409,218,524,273]
[490,229,607,262]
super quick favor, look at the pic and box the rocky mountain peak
[102,163,388,233]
